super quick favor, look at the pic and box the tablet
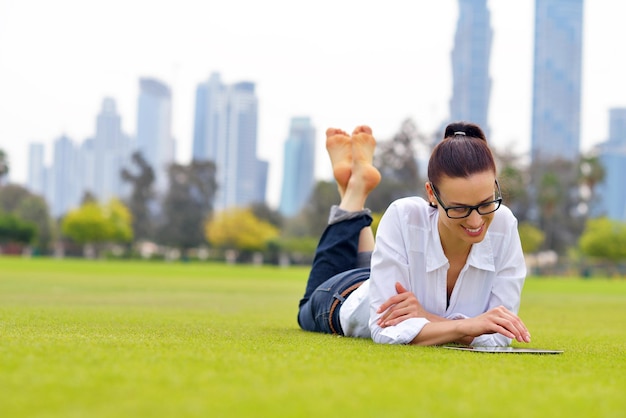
[442,345,563,354]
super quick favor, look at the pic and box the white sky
[1,0,625,208]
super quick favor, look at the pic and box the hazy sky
[1,0,625,207]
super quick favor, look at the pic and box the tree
[121,151,156,241]
[158,160,218,251]
[206,208,279,256]
[0,149,8,184]
[517,222,545,254]
[578,154,605,216]
[493,147,531,222]
[61,199,132,256]
[369,119,424,212]
[0,184,30,213]
[0,184,54,253]
[16,195,54,253]
[579,217,626,269]
[0,212,36,246]
[291,180,339,238]
[530,159,584,254]
[250,202,284,229]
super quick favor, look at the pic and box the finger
[395,282,408,294]
[378,304,412,327]
[495,315,529,343]
[499,310,531,342]
[491,307,531,342]
[376,293,407,313]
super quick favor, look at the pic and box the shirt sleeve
[368,201,430,344]
[471,213,527,347]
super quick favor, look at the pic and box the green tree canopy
[517,222,545,254]
[62,199,133,246]
[206,208,279,252]
[579,217,626,264]
[0,212,36,245]
[0,184,53,252]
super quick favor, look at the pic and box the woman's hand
[459,306,531,343]
[376,282,429,327]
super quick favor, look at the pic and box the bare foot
[326,128,352,197]
[351,126,381,194]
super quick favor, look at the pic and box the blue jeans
[297,213,372,335]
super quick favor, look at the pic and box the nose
[465,209,483,227]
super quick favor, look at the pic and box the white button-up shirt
[340,196,526,346]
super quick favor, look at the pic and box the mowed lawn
[1,258,624,418]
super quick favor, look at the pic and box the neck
[438,224,472,261]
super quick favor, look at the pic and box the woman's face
[426,171,498,250]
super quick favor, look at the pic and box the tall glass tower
[449,0,492,136]
[27,142,46,196]
[595,108,626,221]
[51,135,79,217]
[279,117,316,217]
[136,78,175,195]
[92,98,132,201]
[531,0,584,162]
[192,73,267,210]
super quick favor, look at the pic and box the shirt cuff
[379,318,430,344]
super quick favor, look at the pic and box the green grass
[1,257,625,418]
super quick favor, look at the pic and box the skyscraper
[449,0,492,136]
[595,108,626,221]
[27,97,134,217]
[51,135,79,217]
[279,117,316,217]
[27,142,46,197]
[136,78,175,195]
[192,73,268,210]
[91,98,132,201]
[531,0,584,162]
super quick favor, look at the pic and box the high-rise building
[449,0,492,136]
[27,97,134,217]
[595,108,626,221]
[51,135,79,217]
[92,98,132,201]
[279,117,316,216]
[136,78,175,195]
[192,72,267,210]
[27,142,46,196]
[531,0,584,162]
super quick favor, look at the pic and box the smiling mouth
[463,225,483,235]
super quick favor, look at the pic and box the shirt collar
[426,209,496,273]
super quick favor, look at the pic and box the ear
[424,182,437,207]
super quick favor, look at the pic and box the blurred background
[1,0,625,274]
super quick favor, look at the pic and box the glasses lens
[476,199,501,215]
[447,207,471,218]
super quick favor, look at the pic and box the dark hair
[427,122,496,186]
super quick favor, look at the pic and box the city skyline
[2,0,626,208]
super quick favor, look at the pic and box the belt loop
[333,292,346,303]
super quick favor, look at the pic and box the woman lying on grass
[297,122,531,347]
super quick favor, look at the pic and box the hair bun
[444,122,487,142]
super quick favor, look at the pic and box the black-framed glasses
[430,180,503,219]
